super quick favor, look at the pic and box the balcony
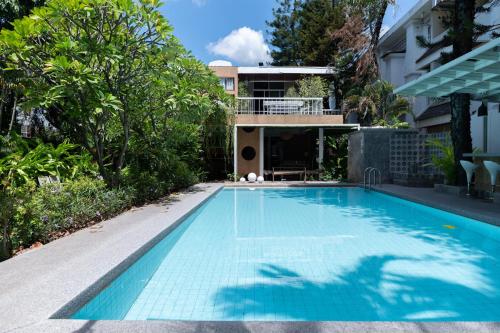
[236,97,340,115]
[235,97,343,126]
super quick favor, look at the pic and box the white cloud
[207,27,272,66]
[192,0,207,7]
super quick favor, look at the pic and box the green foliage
[267,0,302,66]
[0,0,233,262]
[0,0,230,186]
[298,0,344,66]
[13,177,132,248]
[238,81,250,97]
[124,120,202,204]
[268,0,345,66]
[0,135,97,189]
[343,80,410,127]
[416,1,499,64]
[295,76,329,97]
[0,135,99,259]
[0,0,45,30]
[268,0,393,106]
[321,134,348,181]
[425,138,456,185]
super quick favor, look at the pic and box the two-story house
[377,0,500,153]
[210,63,359,179]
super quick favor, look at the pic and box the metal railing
[364,167,381,190]
[237,97,340,115]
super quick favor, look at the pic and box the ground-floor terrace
[234,123,359,180]
[1,182,499,333]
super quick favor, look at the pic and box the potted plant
[425,138,465,195]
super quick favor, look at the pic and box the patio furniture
[272,167,307,182]
[483,160,500,199]
[263,100,304,114]
[460,160,479,196]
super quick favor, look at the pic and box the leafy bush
[425,138,456,185]
[12,177,132,249]
[321,134,348,181]
[0,136,98,188]
[0,136,101,259]
[343,80,410,127]
[286,76,329,97]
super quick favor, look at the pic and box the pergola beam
[394,38,500,101]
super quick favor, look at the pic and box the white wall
[487,103,500,153]
[470,101,500,154]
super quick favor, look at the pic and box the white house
[377,0,500,153]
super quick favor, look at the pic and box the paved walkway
[373,184,500,226]
[0,183,223,333]
[0,182,498,333]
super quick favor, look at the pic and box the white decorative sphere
[248,173,257,183]
[239,177,246,183]
[257,176,264,183]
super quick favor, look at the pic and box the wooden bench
[272,167,307,182]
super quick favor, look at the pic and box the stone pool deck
[0,182,499,333]
[372,184,500,227]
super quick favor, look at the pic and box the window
[220,77,235,91]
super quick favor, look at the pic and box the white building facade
[377,0,500,153]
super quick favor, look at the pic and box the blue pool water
[73,187,500,321]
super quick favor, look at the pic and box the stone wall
[348,128,447,185]
[348,128,405,183]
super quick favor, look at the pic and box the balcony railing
[236,97,340,115]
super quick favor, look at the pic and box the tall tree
[332,0,393,84]
[1,1,45,134]
[449,1,475,186]
[267,0,302,66]
[417,0,500,185]
[0,0,229,186]
[297,0,343,66]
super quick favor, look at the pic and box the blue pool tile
[73,188,500,321]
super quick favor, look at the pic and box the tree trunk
[450,93,473,185]
[449,0,475,185]
[0,87,7,133]
[0,193,13,261]
[0,218,12,261]
[369,0,389,71]
[7,92,17,136]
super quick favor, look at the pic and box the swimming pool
[72,187,500,321]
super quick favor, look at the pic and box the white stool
[460,160,479,196]
[483,160,500,199]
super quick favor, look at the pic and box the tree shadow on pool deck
[213,256,500,322]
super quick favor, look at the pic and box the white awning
[394,38,500,102]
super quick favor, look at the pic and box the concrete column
[233,125,238,181]
[318,127,324,168]
[259,127,264,177]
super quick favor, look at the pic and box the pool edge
[369,185,500,227]
[50,185,224,320]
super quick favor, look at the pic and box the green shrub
[321,134,348,181]
[12,177,132,248]
[123,159,199,205]
[425,137,456,185]
[124,171,175,204]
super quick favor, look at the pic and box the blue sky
[160,0,419,66]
